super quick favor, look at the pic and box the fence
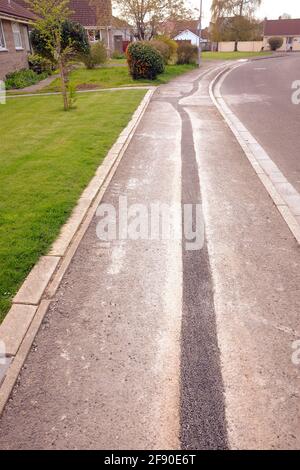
[217,41,263,52]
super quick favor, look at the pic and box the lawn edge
[0,87,156,415]
[209,63,300,245]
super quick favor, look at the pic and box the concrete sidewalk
[0,60,299,450]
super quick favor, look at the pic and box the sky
[189,0,300,27]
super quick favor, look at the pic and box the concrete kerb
[209,63,300,245]
[6,86,155,99]
[0,88,156,415]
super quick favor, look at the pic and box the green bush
[268,36,284,51]
[28,54,54,75]
[151,40,171,64]
[82,41,107,69]
[177,42,198,65]
[5,69,48,90]
[127,41,165,80]
[155,35,178,62]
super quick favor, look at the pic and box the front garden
[0,90,146,322]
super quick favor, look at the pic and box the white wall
[218,41,263,52]
[174,30,199,47]
[218,41,235,52]
[238,41,263,52]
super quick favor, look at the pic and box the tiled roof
[69,0,112,27]
[161,19,209,40]
[0,0,36,21]
[264,19,300,36]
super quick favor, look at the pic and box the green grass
[202,51,272,60]
[0,90,146,322]
[42,64,197,93]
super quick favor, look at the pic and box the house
[173,29,207,47]
[263,18,300,51]
[69,0,130,54]
[111,16,132,54]
[0,0,35,80]
[160,19,209,47]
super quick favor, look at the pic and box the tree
[27,0,90,110]
[211,0,262,50]
[114,0,192,40]
[280,13,292,19]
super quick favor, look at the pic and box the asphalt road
[221,54,300,193]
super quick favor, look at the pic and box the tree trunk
[59,59,69,111]
[234,40,238,51]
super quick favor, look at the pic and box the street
[0,57,299,450]
[221,54,300,192]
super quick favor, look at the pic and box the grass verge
[41,64,197,92]
[0,90,146,322]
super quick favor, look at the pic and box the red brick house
[0,0,35,79]
[69,0,131,54]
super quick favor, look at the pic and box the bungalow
[69,0,131,54]
[160,20,209,48]
[263,18,300,51]
[0,0,35,80]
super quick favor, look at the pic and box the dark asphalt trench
[153,69,229,449]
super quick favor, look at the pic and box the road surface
[221,54,300,193]
[0,58,299,450]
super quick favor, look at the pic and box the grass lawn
[42,64,197,93]
[202,51,272,60]
[0,90,146,322]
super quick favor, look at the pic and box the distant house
[0,0,35,80]
[263,18,300,51]
[173,29,207,47]
[69,0,131,54]
[111,16,132,54]
[160,19,209,47]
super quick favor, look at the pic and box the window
[12,22,23,49]
[0,20,6,50]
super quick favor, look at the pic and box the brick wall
[0,19,30,80]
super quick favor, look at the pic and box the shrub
[151,40,171,64]
[127,41,165,80]
[82,41,107,69]
[28,54,54,75]
[176,42,198,65]
[155,35,178,62]
[5,69,48,90]
[268,36,284,51]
